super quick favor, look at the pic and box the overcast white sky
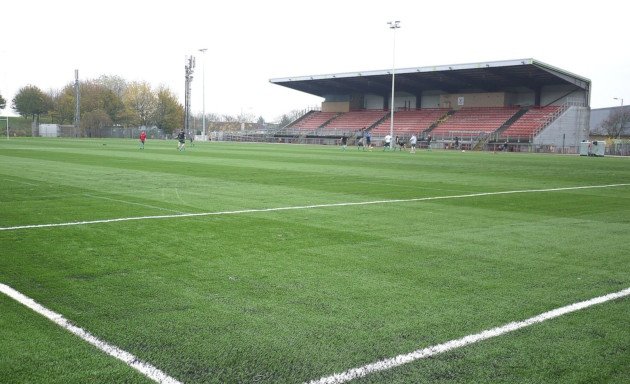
[1,0,628,122]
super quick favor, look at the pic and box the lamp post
[614,97,624,138]
[199,48,207,140]
[388,21,400,149]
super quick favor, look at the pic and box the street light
[388,20,400,150]
[199,48,208,140]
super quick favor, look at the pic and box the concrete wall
[392,92,416,110]
[439,92,507,109]
[540,85,588,106]
[534,106,589,148]
[350,94,363,110]
[322,86,589,114]
[364,94,384,109]
[508,91,536,107]
[420,93,441,108]
[322,101,350,113]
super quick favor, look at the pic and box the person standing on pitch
[177,129,186,151]
[340,135,348,151]
[383,134,392,151]
[139,130,147,149]
[357,135,364,151]
[409,134,417,153]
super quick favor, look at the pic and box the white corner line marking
[306,287,630,384]
[1,183,629,232]
[0,283,182,384]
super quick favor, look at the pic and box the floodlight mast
[184,56,196,135]
[199,48,207,140]
[388,21,400,148]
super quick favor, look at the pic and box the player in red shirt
[139,131,147,149]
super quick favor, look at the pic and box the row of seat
[324,110,389,131]
[372,109,448,135]
[431,107,520,136]
[499,106,562,138]
[284,107,563,138]
[290,112,339,131]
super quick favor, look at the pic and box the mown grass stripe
[307,287,630,384]
[1,183,628,232]
[0,283,182,384]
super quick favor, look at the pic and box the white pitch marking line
[0,283,182,384]
[84,194,184,214]
[1,183,628,232]
[307,287,630,384]
[3,178,40,187]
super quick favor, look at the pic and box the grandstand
[270,59,591,152]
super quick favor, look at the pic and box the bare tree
[276,109,305,127]
[599,107,630,138]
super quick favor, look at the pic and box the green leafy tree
[123,81,157,127]
[81,109,112,137]
[50,81,124,126]
[12,85,52,121]
[0,93,6,110]
[154,87,184,134]
[51,84,77,124]
[95,75,127,99]
[46,88,73,124]
[80,81,125,124]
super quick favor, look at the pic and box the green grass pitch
[1,137,629,383]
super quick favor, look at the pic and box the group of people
[343,132,431,153]
[355,131,372,151]
[137,129,194,151]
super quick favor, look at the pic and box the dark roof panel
[270,58,590,97]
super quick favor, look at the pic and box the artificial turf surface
[1,138,629,383]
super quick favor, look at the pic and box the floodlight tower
[184,56,196,135]
[387,20,400,147]
[199,48,207,140]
